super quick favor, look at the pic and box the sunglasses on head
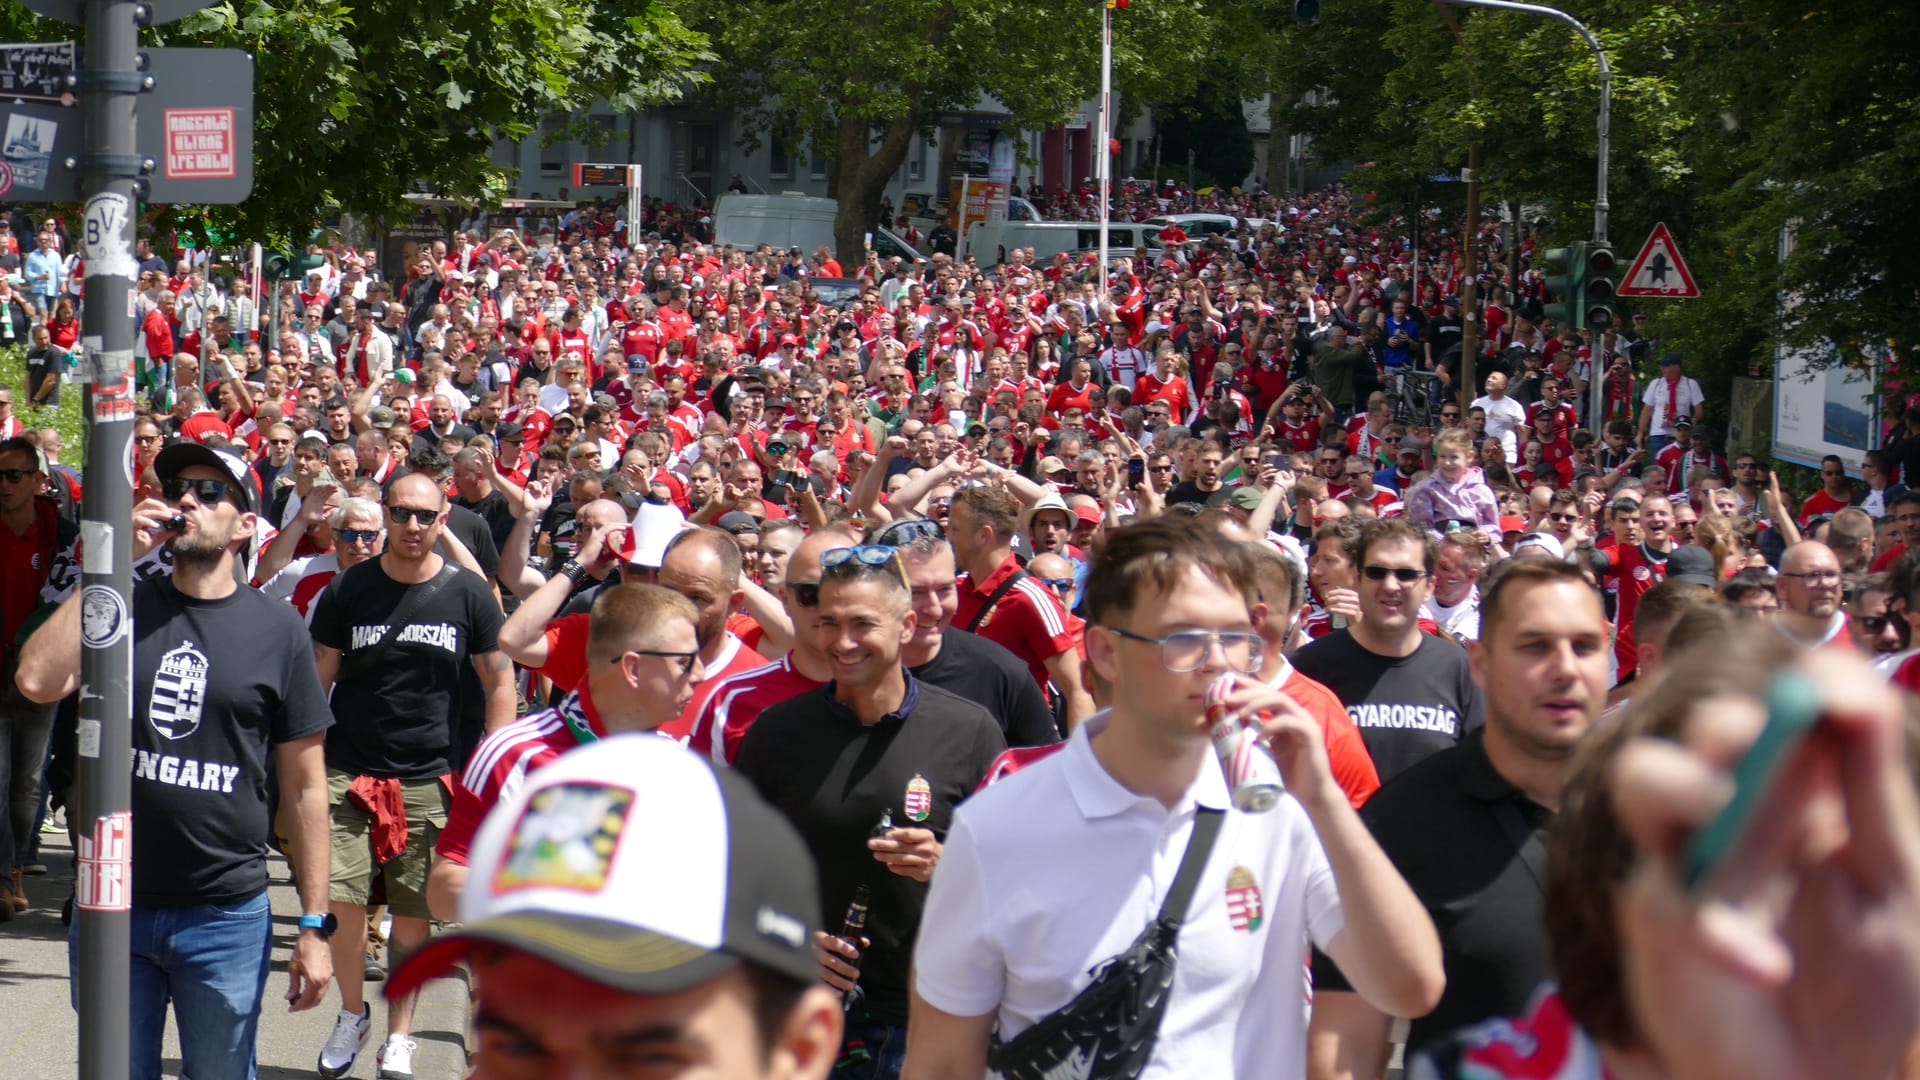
[161,476,232,505]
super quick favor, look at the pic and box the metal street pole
[1096,0,1110,294]
[1430,0,1609,243]
[72,0,143,1073]
[1432,0,1610,418]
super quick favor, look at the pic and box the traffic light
[1583,242,1616,332]
[263,249,326,281]
[1542,242,1586,329]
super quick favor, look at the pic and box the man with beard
[309,471,515,1079]
[1772,540,1850,650]
[1307,558,1611,1076]
[18,444,335,1079]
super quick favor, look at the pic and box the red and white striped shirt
[684,653,824,765]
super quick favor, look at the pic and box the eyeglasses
[386,505,441,526]
[1100,625,1263,674]
[1779,569,1841,584]
[160,475,232,504]
[338,527,381,543]
[1362,565,1428,583]
[874,518,945,545]
[618,648,701,677]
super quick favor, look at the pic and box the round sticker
[80,585,129,649]
[0,160,14,199]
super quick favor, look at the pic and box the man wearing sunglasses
[308,471,516,1079]
[426,583,704,922]
[19,443,335,1079]
[735,542,1007,1080]
[1294,517,1485,783]
[257,494,383,620]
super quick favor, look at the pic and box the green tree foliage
[690,0,1225,265]
[1152,76,1256,191]
[0,0,709,246]
[1283,0,1920,426]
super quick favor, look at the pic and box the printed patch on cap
[904,774,932,823]
[494,782,634,896]
[1226,866,1264,933]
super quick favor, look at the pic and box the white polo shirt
[914,710,1344,1078]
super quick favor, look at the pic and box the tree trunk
[832,103,923,269]
[1265,93,1293,194]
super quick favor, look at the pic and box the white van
[712,193,925,263]
[964,220,1162,265]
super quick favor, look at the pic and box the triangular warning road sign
[1618,222,1699,298]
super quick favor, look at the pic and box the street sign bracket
[68,69,149,93]
[63,152,151,177]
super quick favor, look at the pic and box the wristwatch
[297,912,338,937]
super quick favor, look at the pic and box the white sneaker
[316,1004,371,1078]
[377,1034,418,1078]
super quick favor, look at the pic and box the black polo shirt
[912,627,1060,749]
[1309,728,1550,1056]
[734,670,1006,1025]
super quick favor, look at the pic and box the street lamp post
[1097,0,1112,292]
[1432,0,1610,244]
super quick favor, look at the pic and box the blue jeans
[833,1021,907,1080]
[71,890,274,1080]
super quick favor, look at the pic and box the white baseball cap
[387,735,821,997]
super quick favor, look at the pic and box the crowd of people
[1,181,1919,1080]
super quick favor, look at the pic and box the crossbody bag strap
[1158,807,1225,926]
[340,562,459,680]
[966,568,1030,632]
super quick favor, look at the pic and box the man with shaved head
[1774,540,1850,650]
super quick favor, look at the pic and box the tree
[691,0,1230,266]
[0,0,710,245]
[1151,77,1256,191]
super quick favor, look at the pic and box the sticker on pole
[0,160,13,199]
[80,584,128,649]
[163,108,236,180]
[1617,222,1700,298]
[76,811,132,912]
[2,111,56,192]
[82,193,138,281]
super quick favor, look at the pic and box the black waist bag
[987,808,1224,1080]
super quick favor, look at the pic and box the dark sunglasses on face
[160,476,231,504]
[788,582,821,607]
[338,528,380,543]
[386,505,440,526]
[1362,565,1427,583]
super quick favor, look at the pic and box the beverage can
[1206,673,1284,812]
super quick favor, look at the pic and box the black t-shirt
[1166,480,1232,508]
[1292,628,1484,783]
[912,627,1059,749]
[538,499,580,561]
[26,344,61,403]
[440,503,501,581]
[454,488,516,566]
[1309,730,1551,1055]
[309,558,503,779]
[132,578,332,904]
[734,674,1006,1025]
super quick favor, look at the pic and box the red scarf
[1666,374,1680,430]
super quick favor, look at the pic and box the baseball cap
[1036,455,1070,477]
[1664,544,1719,587]
[392,369,416,385]
[593,392,618,410]
[1499,514,1527,534]
[1071,503,1102,526]
[367,406,397,428]
[1144,320,1168,335]
[779,333,800,346]
[1397,436,1423,453]
[715,510,761,536]
[495,421,524,442]
[1442,296,1460,307]
[1512,532,1566,558]
[608,500,687,568]
[155,443,256,512]
[385,735,821,1000]
[1659,353,1683,367]
[1671,416,1693,430]
[1228,486,1266,511]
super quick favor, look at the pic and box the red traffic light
[1588,246,1615,275]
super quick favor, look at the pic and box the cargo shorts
[326,769,449,920]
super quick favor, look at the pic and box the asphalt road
[0,827,473,1078]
